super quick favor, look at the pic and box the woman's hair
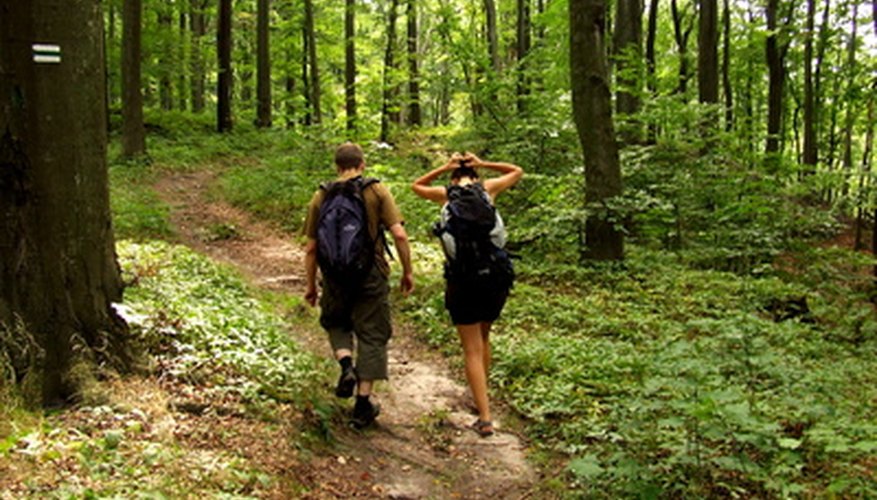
[450,165,478,181]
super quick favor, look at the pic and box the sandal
[471,419,494,437]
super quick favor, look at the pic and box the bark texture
[570,0,624,261]
[1,0,129,405]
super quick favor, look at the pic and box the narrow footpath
[154,169,540,499]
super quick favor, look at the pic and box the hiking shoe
[350,401,381,429]
[335,365,357,399]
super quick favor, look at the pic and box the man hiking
[304,142,415,428]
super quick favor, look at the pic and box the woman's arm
[411,155,461,204]
[466,153,523,198]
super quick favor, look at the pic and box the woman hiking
[412,152,523,437]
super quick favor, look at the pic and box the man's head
[334,142,365,172]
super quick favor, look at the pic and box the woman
[412,152,523,437]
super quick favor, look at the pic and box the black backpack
[316,177,379,288]
[433,183,514,286]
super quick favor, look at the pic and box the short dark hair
[334,142,364,170]
[450,166,478,181]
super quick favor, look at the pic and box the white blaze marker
[32,43,61,64]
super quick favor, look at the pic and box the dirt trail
[154,170,539,499]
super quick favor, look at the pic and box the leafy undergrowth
[404,246,877,498]
[0,241,331,498]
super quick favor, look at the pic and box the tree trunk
[802,0,817,169]
[121,0,145,157]
[345,0,357,133]
[217,0,233,132]
[855,91,873,250]
[158,9,173,111]
[765,0,792,158]
[841,3,859,194]
[484,0,500,71]
[178,11,187,112]
[613,0,642,144]
[516,0,531,113]
[304,0,321,124]
[813,0,831,163]
[1,0,130,406]
[106,2,117,114]
[872,0,877,278]
[670,0,694,95]
[381,0,400,142]
[645,0,659,143]
[570,0,624,261]
[406,0,421,126]
[698,0,718,104]
[190,0,206,113]
[721,0,733,131]
[256,0,272,128]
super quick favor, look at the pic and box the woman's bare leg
[457,323,491,423]
[480,322,492,381]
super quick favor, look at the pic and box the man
[304,142,414,428]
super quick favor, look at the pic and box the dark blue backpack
[316,177,379,287]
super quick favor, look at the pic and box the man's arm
[388,222,414,295]
[304,238,319,306]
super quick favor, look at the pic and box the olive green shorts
[319,266,392,381]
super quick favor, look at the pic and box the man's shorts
[319,266,392,380]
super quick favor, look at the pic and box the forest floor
[149,168,541,498]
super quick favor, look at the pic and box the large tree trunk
[1,0,130,406]
[345,0,357,132]
[381,0,400,142]
[698,0,718,104]
[217,0,233,132]
[256,0,272,128]
[570,0,624,261]
[613,0,643,144]
[121,0,145,157]
[406,0,421,126]
[516,0,532,113]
